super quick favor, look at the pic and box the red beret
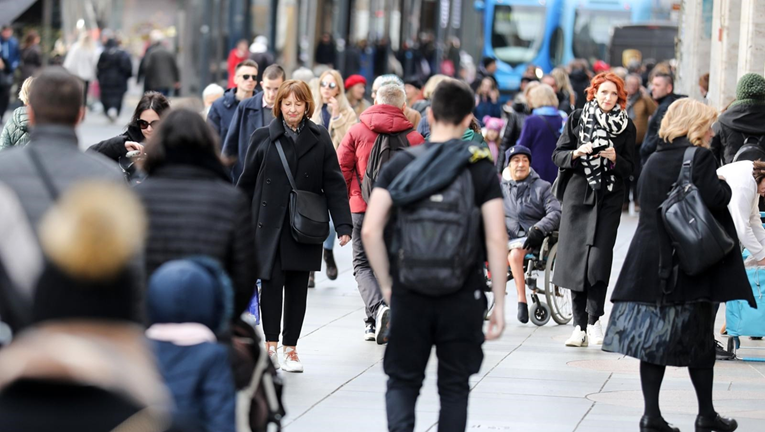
[344,74,367,90]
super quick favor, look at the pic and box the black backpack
[390,146,482,296]
[358,128,413,203]
[732,134,765,162]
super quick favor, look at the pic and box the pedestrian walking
[202,83,224,119]
[0,77,33,150]
[514,84,564,183]
[372,74,421,129]
[147,259,238,432]
[97,37,133,121]
[310,69,357,286]
[223,64,286,183]
[481,115,503,163]
[362,79,507,432]
[474,76,501,124]
[710,73,765,165]
[88,91,170,163]
[237,80,353,373]
[337,82,425,343]
[135,109,257,315]
[471,57,498,92]
[227,39,250,89]
[569,59,592,111]
[208,60,258,142]
[624,73,657,211]
[345,74,371,118]
[314,33,336,69]
[249,36,274,83]
[0,26,20,122]
[18,30,41,83]
[639,73,684,165]
[0,182,178,431]
[551,67,577,113]
[603,98,753,432]
[63,32,99,106]
[138,30,180,96]
[552,72,636,347]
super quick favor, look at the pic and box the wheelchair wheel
[543,243,573,325]
[530,301,550,326]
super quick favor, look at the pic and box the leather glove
[522,226,545,250]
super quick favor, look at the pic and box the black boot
[695,413,737,432]
[639,415,680,432]
[308,271,315,288]
[324,248,338,280]
[517,302,529,324]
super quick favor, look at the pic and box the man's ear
[401,101,407,113]
[26,105,35,126]
[75,106,86,126]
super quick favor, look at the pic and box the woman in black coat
[603,99,754,432]
[97,38,133,120]
[134,109,257,316]
[238,80,353,373]
[551,72,636,347]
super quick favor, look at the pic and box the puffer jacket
[500,167,561,239]
[0,106,31,150]
[710,102,765,165]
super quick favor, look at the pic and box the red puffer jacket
[337,104,425,213]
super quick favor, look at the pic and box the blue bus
[477,0,653,94]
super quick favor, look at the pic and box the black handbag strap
[539,116,561,139]
[676,146,696,187]
[27,146,60,201]
[274,139,297,192]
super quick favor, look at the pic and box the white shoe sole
[565,337,589,347]
[282,363,304,373]
[364,333,375,342]
[376,308,390,345]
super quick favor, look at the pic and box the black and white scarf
[577,100,628,192]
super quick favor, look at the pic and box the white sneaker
[282,347,304,373]
[587,320,605,345]
[267,346,280,370]
[565,326,589,347]
[375,305,390,345]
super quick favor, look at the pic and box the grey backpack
[391,164,482,296]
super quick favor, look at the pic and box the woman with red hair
[551,72,636,348]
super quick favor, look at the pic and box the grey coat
[500,168,561,239]
[0,107,30,150]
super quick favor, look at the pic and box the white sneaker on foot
[587,320,604,345]
[565,326,588,347]
[282,347,304,373]
[364,322,376,341]
[375,305,390,345]
[267,346,280,370]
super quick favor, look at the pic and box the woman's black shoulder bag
[658,146,734,278]
[274,139,330,244]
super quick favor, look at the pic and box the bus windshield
[573,9,631,63]
[491,5,546,67]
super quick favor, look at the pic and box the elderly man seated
[501,145,561,323]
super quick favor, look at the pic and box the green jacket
[0,107,31,150]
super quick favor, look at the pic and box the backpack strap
[26,146,60,201]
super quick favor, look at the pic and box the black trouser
[0,79,10,122]
[384,284,485,432]
[571,280,608,329]
[260,252,310,346]
[352,213,385,322]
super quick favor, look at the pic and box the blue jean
[323,216,336,250]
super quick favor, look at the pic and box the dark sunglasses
[320,81,337,89]
[137,119,160,130]
[241,74,257,81]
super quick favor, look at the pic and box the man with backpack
[361,80,507,431]
[337,83,425,344]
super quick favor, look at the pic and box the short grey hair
[202,83,224,99]
[376,83,406,108]
[372,74,404,91]
[626,73,642,85]
[291,67,315,83]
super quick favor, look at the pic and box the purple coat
[515,114,563,184]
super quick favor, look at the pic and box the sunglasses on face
[320,81,337,90]
[137,119,160,130]
[240,74,257,81]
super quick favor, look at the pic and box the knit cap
[482,116,504,132]
[734,73,765,105]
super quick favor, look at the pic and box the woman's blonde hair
[551,67,574,95]
[659,98,718,147]
[523,81,540,109]
[312,69,350,120]
[18,77,33,105]
[528,84,558,109]
[422,74,450,100]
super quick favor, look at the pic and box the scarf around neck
[577,100,628,192]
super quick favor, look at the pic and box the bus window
[573,9,630,64]
[549,27,564,66]
[491,5,546,66]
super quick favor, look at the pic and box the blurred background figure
[0,26,20,123]
[249,35,274,83]
[18,30,41,84]
[227,39,250,89]
[314,33,336,69]
[345,74,370,118]
[202,83,225,119]
[292,67,314,83]
[97,36,133,122]
[63,32,99,107]
[699,72,710,100]
[138,30,180,96]
[0,77,33,150]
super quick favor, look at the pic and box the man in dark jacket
[223,64,285,183]
[97,38,133,121]
[639,73,684,165]
[710,73,765,165]
[0,26,20,123]
[336,82,425,344]
[138,32,179,96]
[208,60,258,142]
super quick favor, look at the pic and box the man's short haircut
[29,67,83,125]
[653,72,674,88]
[376,83,406,108]
[626,73,642,85]
[202,83,225,99]
[430,79,474,126]
[263,64,286,81]
[482,57,496,68]
[235,59,258,72]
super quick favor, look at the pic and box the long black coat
[611,138,756,308]
[237,118,353,279]
[552,109,636,291]
[97,44,132,105]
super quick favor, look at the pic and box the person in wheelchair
[501,145,561,323]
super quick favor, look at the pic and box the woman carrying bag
[238,80,352,373]
[602,98,755,432]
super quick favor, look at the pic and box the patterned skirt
[602,301,716,368]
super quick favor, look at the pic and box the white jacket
[717,160,765,260]
[63,43,98,81]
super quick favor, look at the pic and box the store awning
[0,0,38,26]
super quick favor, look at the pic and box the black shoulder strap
[539,116,561,139]
[676,146,696,186]
[274,139,297,191]
[27,146,59,201]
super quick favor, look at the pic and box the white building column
[675,0,712,101]
[708,0,741,111]
[737,0,765,79]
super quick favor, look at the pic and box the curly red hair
[585,72,628,110]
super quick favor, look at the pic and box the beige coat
[312,105,358,149]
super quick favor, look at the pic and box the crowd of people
[0,25,762,432]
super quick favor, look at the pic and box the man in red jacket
[337,83,425,344]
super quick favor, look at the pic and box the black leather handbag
[659,146,735,276]
[274,139,329,244]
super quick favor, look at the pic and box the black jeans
[352,213,385,322]
[260,252,310,346]
[571,280,608,329]
[384,284,486,432]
